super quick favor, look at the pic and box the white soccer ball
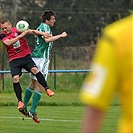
[16,20,29,32]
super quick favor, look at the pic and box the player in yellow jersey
[80,15,133,133]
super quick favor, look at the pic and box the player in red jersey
[0,18,52,123]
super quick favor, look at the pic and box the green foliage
[1,0,132,70]
[0,73,86,93]
[0,73,85,93]
[1,0,132,48]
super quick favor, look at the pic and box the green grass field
[0,106,83,133]
[0,106,120,133]
[0,74,121,133]
[0,93,120,133]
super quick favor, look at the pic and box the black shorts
[9,55,37,77]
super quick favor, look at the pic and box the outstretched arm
[44,32,67,43]
[27,29,51,38]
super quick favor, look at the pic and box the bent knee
[13,75,20,83]
[31,67,39,75]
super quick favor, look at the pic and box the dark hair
[42,10,56,22]
[1,18,11,24]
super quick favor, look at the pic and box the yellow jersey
[80,15,133,133]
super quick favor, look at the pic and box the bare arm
[81,106,105,133]
[3,30,28,46]
[27,29,51,38]
[45,32,67,43]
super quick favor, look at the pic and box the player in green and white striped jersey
[23,10,67,123]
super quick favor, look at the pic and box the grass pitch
[0,106,83,133]
[0,74,120,133]
[0,103,120,133]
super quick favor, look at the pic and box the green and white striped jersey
[31,23,53,60]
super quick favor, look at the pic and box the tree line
[0,0,132,48]
[0,0,132,72]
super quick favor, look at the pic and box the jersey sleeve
[80,33,118,111]
[0,33,7,41]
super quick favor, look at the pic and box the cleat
[18,101,24,110]
[46,89,54,97]
[19,108,29,117]
[28,111,40,123]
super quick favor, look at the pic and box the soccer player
[80,15,132,133]
[0,18,52,123]
[23,10,67,121]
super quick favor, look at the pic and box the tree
[0,0,131,48]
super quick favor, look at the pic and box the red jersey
[0,27,31,62]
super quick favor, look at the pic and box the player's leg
[23,79,36,111]
[23,58,39,112]
[28,83,43,123]
[37,58,54,96]
[22,56,49,90]
[30,58,54,96]
[9,60,24,110]
[13,75,24,110]
[30,82,44,112]
[31,67,49,88]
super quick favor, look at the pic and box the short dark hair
[1,18,11,24]
[42,10,56,22]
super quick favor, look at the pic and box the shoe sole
[19,108,29,117]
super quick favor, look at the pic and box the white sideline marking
[0,116,81,122]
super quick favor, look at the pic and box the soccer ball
[16,20,29,32]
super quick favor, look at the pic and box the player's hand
[19,30,28,38]
[61,32,67,37]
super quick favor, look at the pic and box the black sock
[35,72,49,89]
[13,82,22,102]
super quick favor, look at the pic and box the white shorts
[30,58,50,80]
